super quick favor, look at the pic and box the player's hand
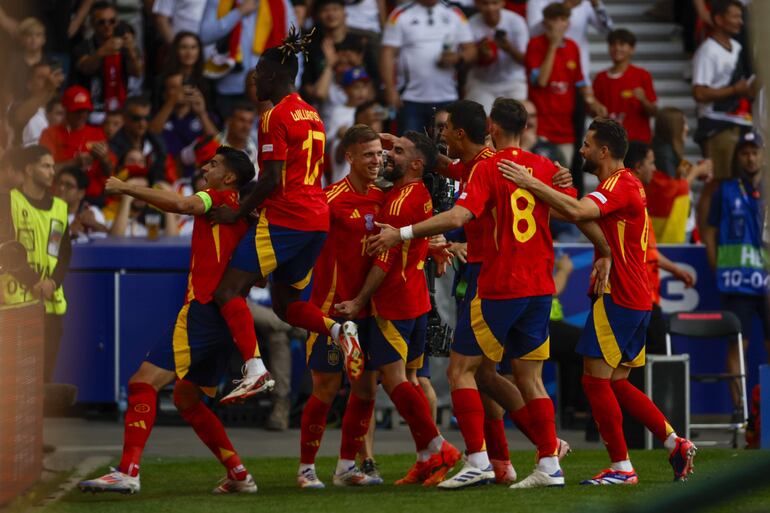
[428,235,452,277]
[672,266,695,288]
[366,222,400,255]
[378,133,398,151]
[552,161,573,188]
[334,299,363,321]
[447,242,468,264]
[591,256,611,296]
[497,159,536,188]
[207,205,240,224]
[105,176,127,194]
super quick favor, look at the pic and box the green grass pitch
[29,449,770,513]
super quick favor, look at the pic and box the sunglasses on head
[129,113,150,122]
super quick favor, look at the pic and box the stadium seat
[665,311,748,448]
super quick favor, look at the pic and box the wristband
[400,225,414,241]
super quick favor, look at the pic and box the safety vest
[715,178,768,296]
[0,190,68,314]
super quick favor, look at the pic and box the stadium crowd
[0,0,766,494]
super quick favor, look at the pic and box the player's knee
[172,380,201,411]
[312,378,339,404]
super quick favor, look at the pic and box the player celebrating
[297,125,386,489]
[368,99,608,490]
[498,118,696,484]
[210,31,364,403]
[78,147,262,495]
[336,131,461,487]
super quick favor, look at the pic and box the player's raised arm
[366,205,474,255]
[105,176,207,216]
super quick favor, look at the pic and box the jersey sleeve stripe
[588,191,608,204]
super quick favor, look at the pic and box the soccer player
[209,32,364,403]
[369,98,604,489]
[498,118,697,484]
[78,147,262,494]
[297,125,386,489]
[336,131,461,487]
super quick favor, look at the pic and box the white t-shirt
[22,107,48,147]
[382,1,474,103]
[324,104,357,150]
[346,0,382,34]
[527,0,612,77]
[69,206,108,244]
[152,0,207,35]
[692,37,753,126]
[468,10,528,86]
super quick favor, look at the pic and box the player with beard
[336,131,462,487]
[498,118,696,484]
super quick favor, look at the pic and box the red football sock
[527,398,558,460]
[451,388,486,454]
[508,405,537,445]
[389,382,439,451]
[412,383,431,411]
[300,395,331,464]
[611,379,674,442]
[285,301,335,336]
[484,418,509,461]
[582,375,628,462]
[220,297,261,361]
[339,394,375,460]
[119,382,157,477]
[176,385,247,480]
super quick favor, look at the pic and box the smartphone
[494,29,506,40]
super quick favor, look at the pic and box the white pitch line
[37,455,111,508]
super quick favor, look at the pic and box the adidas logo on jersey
[350,209,361,219]
[129,420,147,430]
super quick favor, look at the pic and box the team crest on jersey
[134,403,151,413]
[621,89,634,99]
[567,60,577,70]
[327,347,340,366]
[364,213,375,231]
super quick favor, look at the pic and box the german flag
[644,170,690,243]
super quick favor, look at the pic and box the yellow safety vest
[0,190,68,314]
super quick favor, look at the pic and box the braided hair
[260,26,314,82]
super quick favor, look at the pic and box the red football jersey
[525,35,585,144]
[593,65,657,143]
[310,178,386,318]
[259,93,329,232]
[372,181,433,320]
[586,169,652,311]
[446,147,496,263]
[457,147,577,299]
[186,188,249,305]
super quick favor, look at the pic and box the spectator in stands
[200,0,297,119]
[214,102,258,166]
[152,0,207,45]
[302,0,379,111]
[593,28,658,143]
[55,165,108,244]
[40,85,115,205]
[703,131,769,413]
[648,107,712,243]
[525,2,604,167]
[345,0,386,37]
[5,17,49,102]
[103,110,123,140]
[150,73,218,180]
[324,67,374,152]
[156,31,211,110]
[466,0,528,114]
[71,1,144,124]
[692,0,756,180]
[624,141,695,354]
[9,61,65,146]
[527,0,613,78]
[109,96,171,184]
[519,99,566,164]
[380,0,475,134]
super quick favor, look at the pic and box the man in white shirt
[380,0,475,134]
[692,0,756,179]
[527,0,612,78]
[466,0,528,113]
[153,0,207,45]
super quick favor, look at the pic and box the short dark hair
[46,96,62,112]
[607,28,636,47]
[216,146,255,188]
[403,131,437,173]
[354,100,379,121]
[90,1,115,14]
[341,124,379,152]
[58,165,88,190]
[711,0,743,18]
[123,95,151,113]
[260,28,312,84]
[0,147,26,171]
[446,100,487,145]
[588,118,628,160]
[624,141,650,170]
[20,145,51,169]
[230,101,257,116]
[489,98,528,136]
[543,2,571,20]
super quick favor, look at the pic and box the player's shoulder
[368,184,387,202]
[440,1,468,22]
[325,178,353,203]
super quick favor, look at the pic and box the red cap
[62,86,94,113]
